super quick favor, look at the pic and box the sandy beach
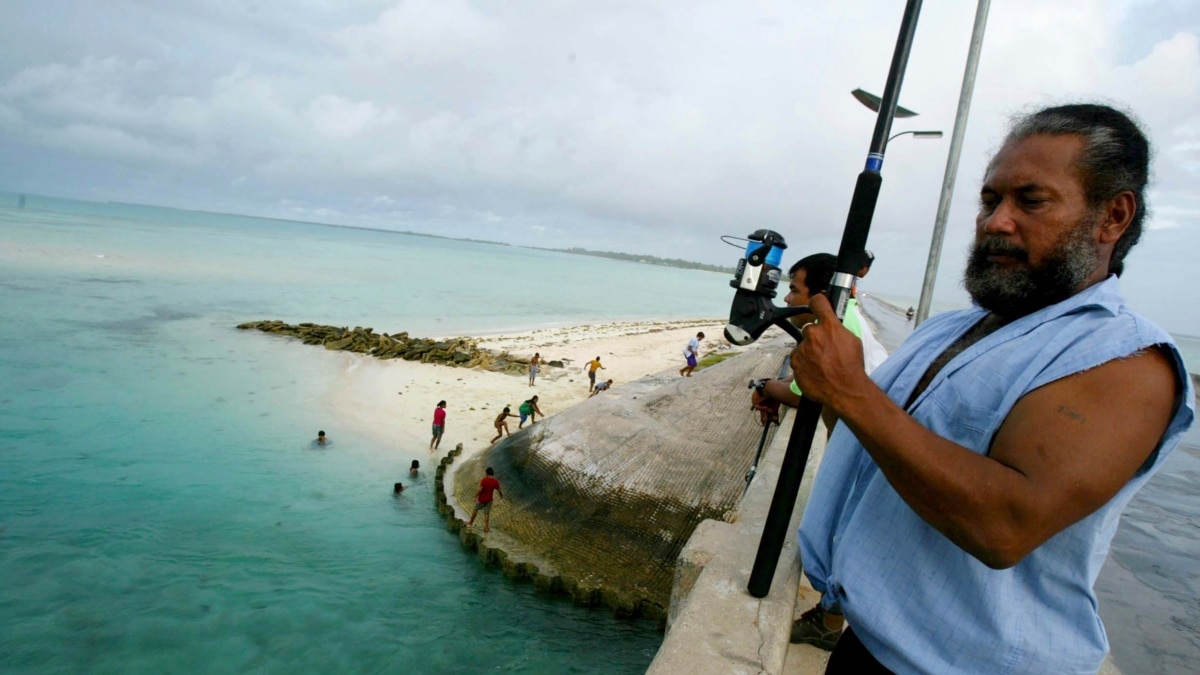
[324,296,1198,468]
[323,318,753,459]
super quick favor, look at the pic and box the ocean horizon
[2,193,1197,674]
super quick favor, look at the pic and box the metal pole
[914,0,991,326]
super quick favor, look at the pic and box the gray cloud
[1,0,1198,332]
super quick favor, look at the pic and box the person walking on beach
[679,332,704,377]
[788,104,1192,671]
[518,396,544,429]
[584,357,605,392]
[465,467,503,534]
[430,400,447,451]
[906,306,915,322]
[491,406,517,443]
[528,352,541,387]
[589,379,613,398]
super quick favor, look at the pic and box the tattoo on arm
[1057,404,1087,425]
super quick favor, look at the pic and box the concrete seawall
[648,411,827,674]
[434,335,793,622]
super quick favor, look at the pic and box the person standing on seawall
[849,249,874,299]
[793,103,1193,673]
[491,406,517,444]
[748,251,886,648]
[518,396,544,429]
[465,467,503,534]
[589,379,613,398]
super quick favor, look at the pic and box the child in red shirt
[466,467,503,533]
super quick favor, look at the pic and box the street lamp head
[851,88,919,118]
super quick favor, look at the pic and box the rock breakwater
[236,320,539,374]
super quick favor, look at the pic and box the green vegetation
[697,351,740,369]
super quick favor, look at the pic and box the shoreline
[321,297,1196,463]
[322,317,748,464]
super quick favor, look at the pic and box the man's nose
[980,200,1018,235]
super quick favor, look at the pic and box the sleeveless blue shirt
[799,276,1194,674]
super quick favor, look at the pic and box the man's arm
[794,294,1178,569]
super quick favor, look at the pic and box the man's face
[784,268,816,327]
[965,134,1106,319]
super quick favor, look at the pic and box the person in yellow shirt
[583,357,605,392]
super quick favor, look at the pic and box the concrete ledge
[648,414,827,675]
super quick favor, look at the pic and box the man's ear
[1098,191,1136,244]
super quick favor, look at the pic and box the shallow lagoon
[1,198,704,673]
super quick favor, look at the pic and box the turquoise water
[1,195,736,673]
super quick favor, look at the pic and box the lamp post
[851,88,919,118]
[889,130,944,142]
[915,0,991,325]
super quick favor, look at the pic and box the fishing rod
[722,0,925,599]
[743,352,794,493]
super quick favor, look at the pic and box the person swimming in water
[410,459,420,477]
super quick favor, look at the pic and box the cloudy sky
[2,1,1198,333]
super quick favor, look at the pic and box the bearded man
[791,104,1194,673]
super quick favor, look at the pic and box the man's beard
[964,215,1101,319]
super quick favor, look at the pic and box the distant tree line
[390,229,729,273]
[544,247,731,274]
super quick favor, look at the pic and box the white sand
[324,318,746,462]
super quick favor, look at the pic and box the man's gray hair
[1002,104,1151,276]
